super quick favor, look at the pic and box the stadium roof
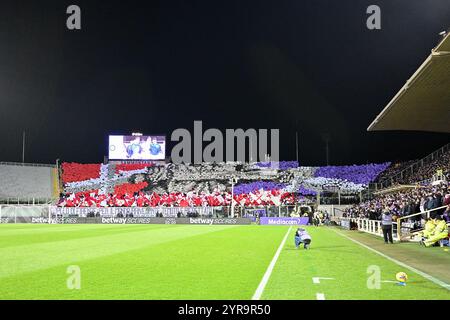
[368,31,450,133]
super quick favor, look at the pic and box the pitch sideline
[335,230,450,291]
[252,226,292,300]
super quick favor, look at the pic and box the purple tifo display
[298,185,317,196]
[255,161,299,170]
[233,181,287,195]
[314,162,390,185]
[259,217,309,225]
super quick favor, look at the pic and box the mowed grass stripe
[0,224,182,249]
[0,224,146,236]
[262,227,450,300]
[0,224,237,279]
[0,225,288,299]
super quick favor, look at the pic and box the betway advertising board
[100,217,251,225]
[259,217,309,225]
[25,217,252,225]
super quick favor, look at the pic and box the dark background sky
[0,0,449,166]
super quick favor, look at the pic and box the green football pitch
[0,224,449,300]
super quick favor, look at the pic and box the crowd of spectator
[57,188,298,208]
[375,160,416,182]
[59,161,389,206]
[375,149,450,186]
[58,145,449,211]
[408,150,450,183]
[343,181,450,222]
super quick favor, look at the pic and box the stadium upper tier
[61,161,391,195]
[373,145,450,187]
[0,162,57,200]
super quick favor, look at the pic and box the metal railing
[0,197,55,205]
[0,161,56,168]
[396,205,448,241]
[0,204,315,223]
[339,217,399,241]
[340,205,448,242]
[49,204,310,219]
[0,205,51,223]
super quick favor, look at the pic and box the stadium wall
[318,204,352,217]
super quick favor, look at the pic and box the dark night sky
[0,0,449,166]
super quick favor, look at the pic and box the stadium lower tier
[57,190,299,207]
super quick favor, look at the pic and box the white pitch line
[316,293,326,300]
[313,277,334,284]
[335,230,450,291]
[252,226,292,300]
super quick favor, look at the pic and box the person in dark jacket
[425,195,434,211]
[381,207,394,244]
[307,211,314,225]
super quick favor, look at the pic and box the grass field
[0,224,449,300]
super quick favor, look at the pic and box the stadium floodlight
[438,31,446,36]
[132,132,143,136]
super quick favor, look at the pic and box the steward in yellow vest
[424,217,448,247]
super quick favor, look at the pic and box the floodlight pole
[230,177,238,218]
[56,158,61,195]
[22,131,26,163]
[250,139,253,163]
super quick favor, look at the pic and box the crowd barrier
[52,206,216,218]
[339,217,399,241]
[339,206,449,242]
[0,197,54,205]
[396,205,448,241]
[0,205,313,225]
[7,216,251,225]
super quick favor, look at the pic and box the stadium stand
[353,31,450,245]
[344,181,449,220]
[372,143,450,188]
[0,162,57,202]
[375,160,417,183]
[349,143,450,219]
[57,161,389,207]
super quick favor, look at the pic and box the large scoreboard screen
[108,135,166,160]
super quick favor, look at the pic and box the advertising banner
[24,217,252,225]
[186,218,251,225]
[259,217,309,225]
[52,206,215,218]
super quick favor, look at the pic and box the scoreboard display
[108,135,166,160]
